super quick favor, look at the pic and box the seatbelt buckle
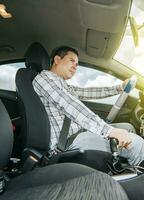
[20,148,44,173]
[20,155,38,173]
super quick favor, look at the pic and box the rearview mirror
[129,16,139,47]
[129,16,144,47]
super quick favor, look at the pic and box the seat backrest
[0,99,13,169]
[16,42,51,153]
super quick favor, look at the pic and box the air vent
[87,0,112,5]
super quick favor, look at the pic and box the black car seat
[16,43,51,153]
[0,100,13,169]
[0,98,128,200]
[15,42,112,172]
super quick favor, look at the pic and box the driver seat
[15,42,112,172]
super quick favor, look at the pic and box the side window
[67,65,122,104]
[0,62,25,91]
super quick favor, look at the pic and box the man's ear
[54,55,61,65]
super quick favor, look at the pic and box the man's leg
[111,122,136,133]
[68,131,111,152]
[69,130,144,166]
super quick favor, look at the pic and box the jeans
[69,123,144,165]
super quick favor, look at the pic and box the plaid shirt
[33,70,123,153]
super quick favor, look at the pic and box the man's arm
[35,74,113,137]
[34,73,131,148]
[69,85,123,100]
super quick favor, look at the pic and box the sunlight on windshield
[114,0,144,76]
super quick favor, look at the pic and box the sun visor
[79,0,132,58]
[86,29,110,57]
[79,0,128,33]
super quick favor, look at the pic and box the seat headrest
[25,42,50,72]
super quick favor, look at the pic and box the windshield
[114,0,144,76]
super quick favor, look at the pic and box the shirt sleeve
[35,74,114,137]
[69,84,123,101]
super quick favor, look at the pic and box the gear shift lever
[109,138,136,174]
[110,138,119,160]
[108,138,123,174]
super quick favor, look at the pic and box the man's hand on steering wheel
[122,79,129,90]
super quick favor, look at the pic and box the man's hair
[50,46,79,65]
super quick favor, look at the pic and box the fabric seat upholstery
[16,43,51,152]
[0,100,13,169]
[0,99,128,200]
[1,163,129,200]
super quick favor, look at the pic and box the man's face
[54,51,78,80]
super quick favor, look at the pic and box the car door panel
[83,95,138,124]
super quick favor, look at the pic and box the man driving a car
[33,46,144,166]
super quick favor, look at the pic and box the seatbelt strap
[65,128,86,149]
[57,116,71,151]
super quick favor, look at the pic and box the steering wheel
[106,75,137,123]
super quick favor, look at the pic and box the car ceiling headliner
[0,0,132,68]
